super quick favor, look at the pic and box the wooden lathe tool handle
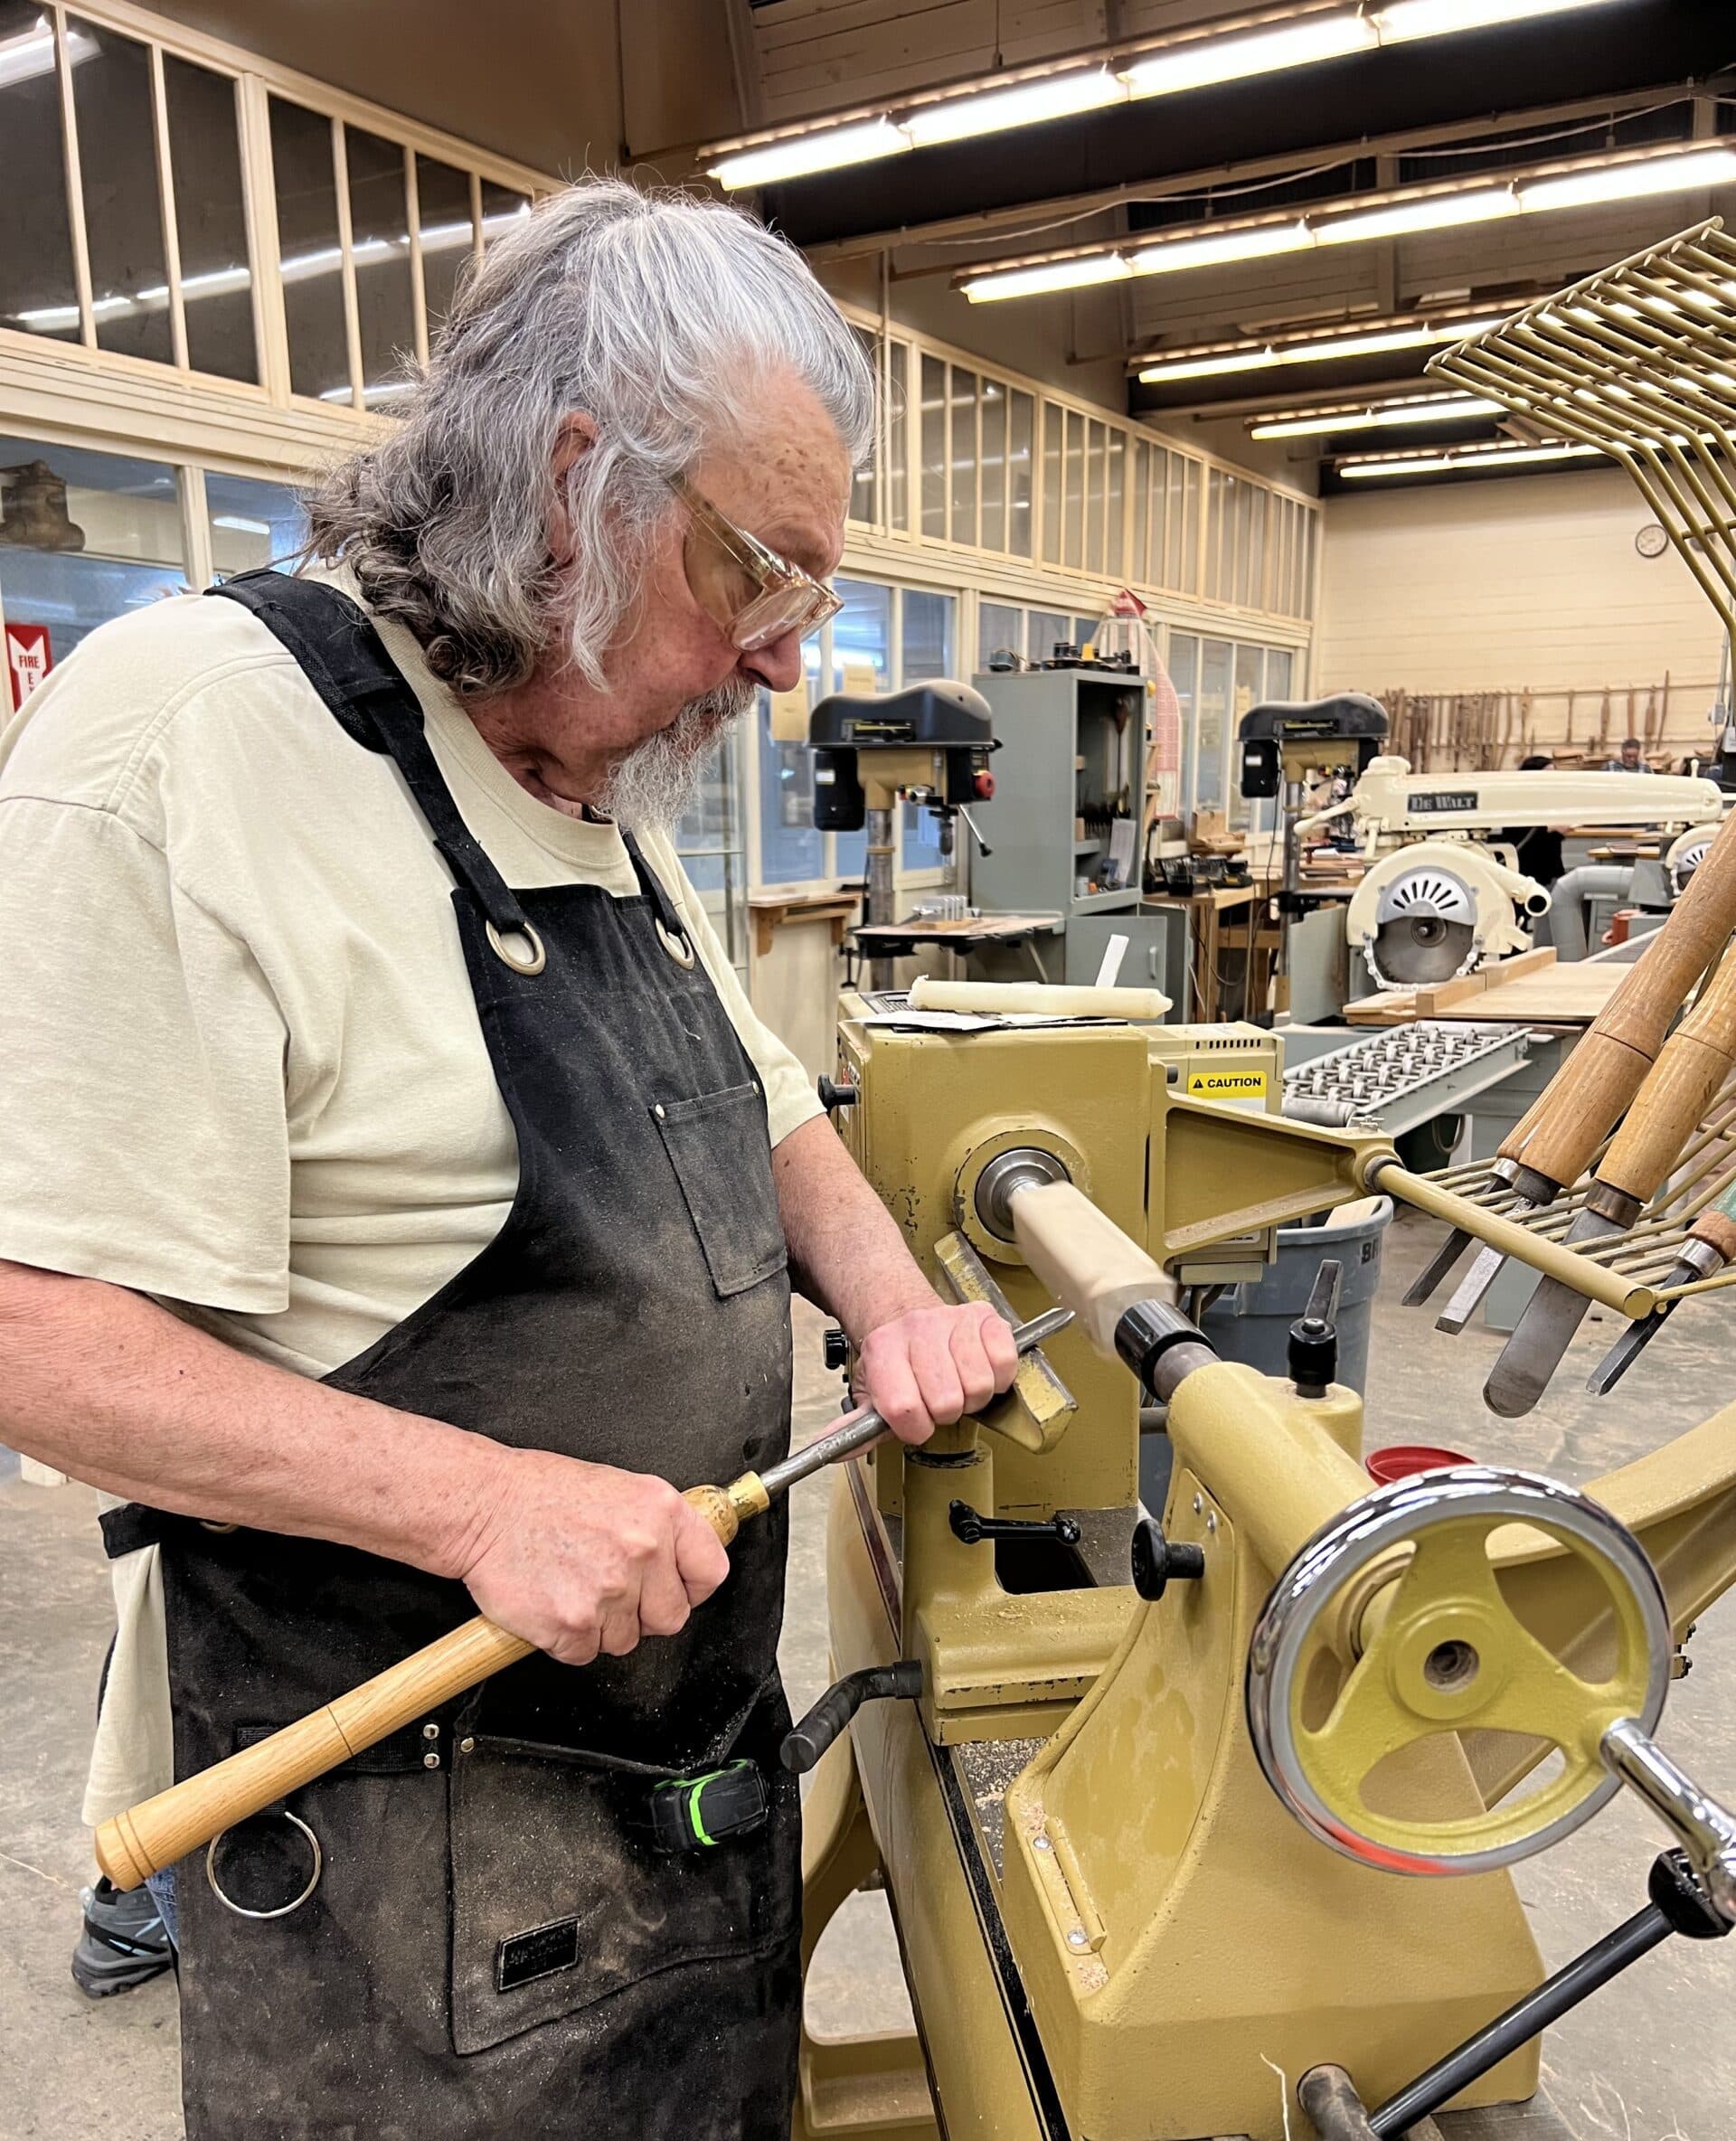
[1495,1084,1552,1165]
[1510,809,1736,1192]
[94,1483,740,1891]
[1600,946,1736,1205]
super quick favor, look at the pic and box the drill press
[809,681,996,990]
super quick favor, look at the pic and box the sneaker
[71,1877,172,1997]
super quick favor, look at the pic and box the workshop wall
[1315,468,1728,704]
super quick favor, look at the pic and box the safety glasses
[667,473,842,652]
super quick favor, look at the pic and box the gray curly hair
[304,177,875,695]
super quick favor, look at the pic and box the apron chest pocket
[652,1083,788,1298]
[448,1739,794,2055]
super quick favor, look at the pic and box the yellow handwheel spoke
[1300,1648,1422,1809]
[1388,1517,1508,1627]
[1471,1621,1619,1761]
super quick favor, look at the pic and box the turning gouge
[95,1306,1072,1891]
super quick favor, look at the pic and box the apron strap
[619,828,693,950]
[210,571,533,940]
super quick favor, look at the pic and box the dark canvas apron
[100,571,799,2140]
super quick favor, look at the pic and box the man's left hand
[854,1300,1021,1446]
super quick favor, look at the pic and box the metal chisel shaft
[754,1305,1073,1499]
[1586,1181,1736,1394]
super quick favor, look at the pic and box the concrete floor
[3,1207,1733,2136]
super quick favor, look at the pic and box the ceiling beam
[722,0,766,134]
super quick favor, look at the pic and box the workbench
[1142,883,1277,1021]
[847,910,1063,984]
[1429,960,1629,1024]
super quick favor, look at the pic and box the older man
[0,180,1015,2139]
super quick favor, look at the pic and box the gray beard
[592,678,755,828]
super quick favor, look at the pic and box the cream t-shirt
[0,570,820,1824]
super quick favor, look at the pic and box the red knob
[973,769,995,800]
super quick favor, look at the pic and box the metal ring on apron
[205,1810,324,1920]
[656,920,696,968]
[486,919,547,975]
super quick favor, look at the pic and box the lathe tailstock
[797,994,1736,2141]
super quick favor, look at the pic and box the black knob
[1288,1258,1343,1398]
[1287,1316,1337,1397]
[1130,1517,1206,1601]
[817,1076,859,1110]
[822,1325,849,1372]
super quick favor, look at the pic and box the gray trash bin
[1140,1195,1392,1514]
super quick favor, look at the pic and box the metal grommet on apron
[205,1809,323,1920]
[486,919,547,975]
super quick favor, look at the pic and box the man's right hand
[453,1448,731,1665]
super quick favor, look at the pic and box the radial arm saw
[1298,756,1725,989]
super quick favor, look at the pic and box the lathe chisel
[95,1306,1074,1891]
[1587,1180,1736,1394]
[1425,805,1736,1329]
[1486,945,1736,1416]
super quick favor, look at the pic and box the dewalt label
[1185,1069,1269,1100]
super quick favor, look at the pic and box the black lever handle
[779,1662,922,1774]
[1288,1255,1344,1398]
[817,1076,859,1110]
[948,1502,1081,1548]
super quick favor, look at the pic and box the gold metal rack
[1430,217,1736,640]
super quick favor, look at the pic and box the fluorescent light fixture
[212,515,271,535]
[1338,439,1603,476]
[904,68,1123,146]
[958,137,1736,307]
[1130,223,1313,275]
[1373,0,1625,40]
[1137,314,1507,382]
[1138,349,1282,384]
[0,17,95,91]
[1120,14,1376,98]
[961,251,1132,304]
[1250,392,1502,438]
[1316,186,1514,244]
[710,118,910,191]
[699,1,1642,191]
[1521,146,1736,214]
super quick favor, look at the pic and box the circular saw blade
[1365,915,1478,988]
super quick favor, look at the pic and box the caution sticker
[1186,1069,1269,1100]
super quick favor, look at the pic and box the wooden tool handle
[94,1482,744,1891]
[1495,1084,1553,1165]
[1514,811,1736,1189]
[1601,948,1736,1203]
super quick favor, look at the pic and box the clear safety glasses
[667,474,842,653]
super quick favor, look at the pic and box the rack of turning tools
[1403,217,1736,1416]
[1417,1080,1736,1386]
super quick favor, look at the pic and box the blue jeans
[145,1864,178,1948]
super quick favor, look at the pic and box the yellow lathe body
[795,995,1736,2141]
